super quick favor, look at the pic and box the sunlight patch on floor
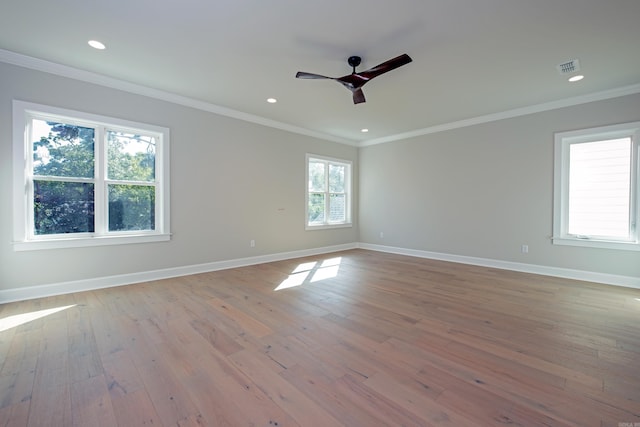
[310,265,339,283]
[292,261,318,274]
[0,304,76,332]
[275,271,312,291]
[275,257,342,291]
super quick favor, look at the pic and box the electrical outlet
[521,244,528,253]
[380,232,384,239]
[250,239,255,248]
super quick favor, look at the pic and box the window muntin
[553,122,639,251]
[13,101,170,250]
[306,155,352,229]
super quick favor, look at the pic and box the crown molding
[0,49,356,146]
[359,83,640,146]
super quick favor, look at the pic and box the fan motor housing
[348,56,362,68]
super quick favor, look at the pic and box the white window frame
[305,154,352,230]
[12,100,171,251]
[553,121,639,251]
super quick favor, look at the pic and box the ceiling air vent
[556,59,581,75]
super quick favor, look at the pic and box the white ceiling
[2,0,640,145]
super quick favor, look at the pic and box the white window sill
[552,236,640,251]
[306,223,353,231]
[13,233,171,251]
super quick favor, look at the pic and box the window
[306,154,352,229]
[553,121,639,251]
[13,100,170,250]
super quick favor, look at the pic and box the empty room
[1,0,640,426]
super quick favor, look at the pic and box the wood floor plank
[207,297,273,338]
[280,364,388,427]
[69,374,117,427]
[364,371,483,426]
[27,377,71,427]
[134,353,202,425]
[67,331,103,383]
[101,349,145,398]
[0,399,30,426]
[229,349,343,426]
[163,316,301,427]
[332,373,434,427]
[110,388,161,426]
[412,321,633,426]
[28,336,71,426]
[0,354,37,412]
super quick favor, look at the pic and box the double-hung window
[306,154,352,229]
[553,121,639,251]
[13,100,170,250]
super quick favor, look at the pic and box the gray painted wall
[359,93,640,277]
[0,62,358,291]
[1,60,638,296]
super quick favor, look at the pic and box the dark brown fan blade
[296,54,410,104]
[352,88,366,104]
[357,53,412,80]
[296,71,333,79]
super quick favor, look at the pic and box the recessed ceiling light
[88,40,106,50]
[361,128,369,133]
[568,75,584,82]
[267,98,277,103]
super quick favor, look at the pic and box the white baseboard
[357,243,640,289]
[2,241,638,304]
[0,243,357,304]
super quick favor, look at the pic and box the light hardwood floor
[1,249,639,426]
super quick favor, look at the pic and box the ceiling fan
[296,53,412,104]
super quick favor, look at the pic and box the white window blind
[553,121,639,251]
[568,137,631,239]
